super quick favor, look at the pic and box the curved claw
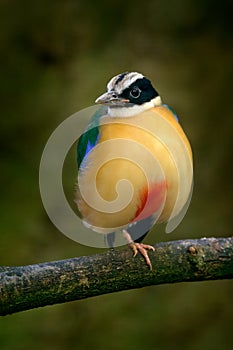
[130,242,155,270]
[122,229,155,270]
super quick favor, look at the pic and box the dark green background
[0,1,232,349]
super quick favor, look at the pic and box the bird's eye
[130,87,141,99]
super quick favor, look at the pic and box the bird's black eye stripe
[119,77,159,105]
[130,86,141,98]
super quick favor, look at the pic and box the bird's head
[95,72,162,117]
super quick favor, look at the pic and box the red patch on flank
[133,181,167,222]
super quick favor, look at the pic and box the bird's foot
[123,230,155,270]
[129,242,155,270]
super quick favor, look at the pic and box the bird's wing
[162,104,179,122]
[77,105,107,168]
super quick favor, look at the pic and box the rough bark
[0,237,232,316]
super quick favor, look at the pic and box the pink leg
[123,230,155,270]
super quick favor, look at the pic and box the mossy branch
[0,237,232,316]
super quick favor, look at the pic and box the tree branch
[0,237,232,316]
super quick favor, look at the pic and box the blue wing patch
[77,105,107,168]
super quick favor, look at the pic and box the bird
[75,72,193,269]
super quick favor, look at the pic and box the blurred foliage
[0,0,232,349]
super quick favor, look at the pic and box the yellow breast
[76,106,193,233]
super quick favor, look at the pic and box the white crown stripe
[107,72,144,94]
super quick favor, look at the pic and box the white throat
[108,96,162,117]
